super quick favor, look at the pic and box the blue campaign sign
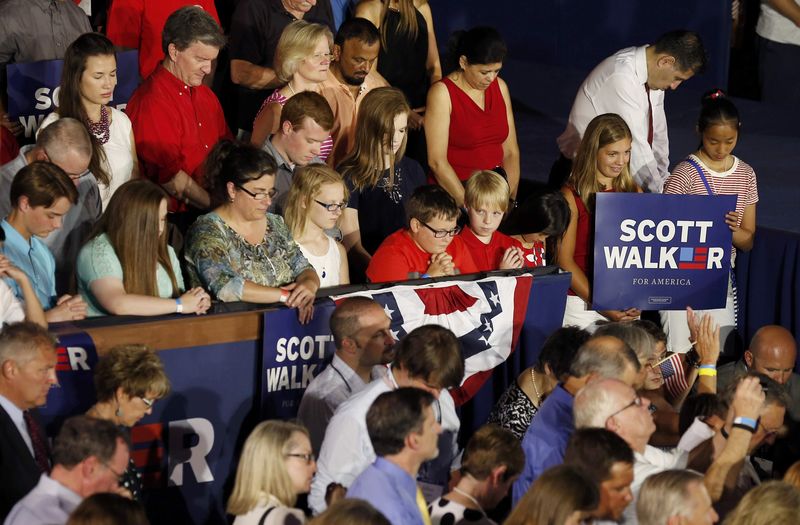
[261,300,338,420]
[39,331,99,436]
[592,193,736,311]
[6,49,140,140]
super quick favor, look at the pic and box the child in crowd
[366,185,478,282]
[661,89,757,358]
[501,191,570,267]
[558,113,641,328]
[458,170,524,271]
[284,164,350,287]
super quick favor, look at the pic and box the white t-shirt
[0,279,25,325]
[757,1,800,46]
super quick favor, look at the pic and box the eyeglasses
[315,199,347,212]
[101,461,125,483]
[66,169,91,181]
[605,396,646,423]
[236,184,277,200]
[285,452,316,465]
[139,396,155,409]
[418,220,461,238]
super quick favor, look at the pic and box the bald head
[745,326,797,385]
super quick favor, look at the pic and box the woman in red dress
[425,26,519,207]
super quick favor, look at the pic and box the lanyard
[686,158,714,196]
[328,362,352,394]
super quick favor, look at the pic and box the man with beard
[321,17,387,166]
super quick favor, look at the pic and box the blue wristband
[175,297,183,313]
[699,364,716,370]
[421,273,431,278]
[733,416,757,430]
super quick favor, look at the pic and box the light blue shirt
[1,220,57,309]
[347,457,425,525]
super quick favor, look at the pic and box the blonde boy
[459,171,524,271]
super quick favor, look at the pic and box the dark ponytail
[698,89,740,133]
[204,140,277,208]
[443,26,507,76]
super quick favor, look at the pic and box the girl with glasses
[250,20,334,162]
[284,164,350,287]
[186,141,319,322]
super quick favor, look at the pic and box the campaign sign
[592,193,736,310]
[261,300,337,420]
[39,331,99,436]
[7,50,140,139]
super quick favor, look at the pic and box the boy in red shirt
[366,185,478,283]
[458,170,524,271]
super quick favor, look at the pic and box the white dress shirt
[308,366,460,515]
[557,46,669,193]
[4,474,82,525]
[297,354,385,454]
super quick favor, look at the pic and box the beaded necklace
[86,105,110,144]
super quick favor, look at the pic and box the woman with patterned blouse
[185,141,319,321]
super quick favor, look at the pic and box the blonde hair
[464,170,509,211]
[227,421,310,515]
[568,113,638,211]
[379,0,418,51]
[337,87,410,192]
[284,163,349,239]
[723,481,800,525]
[274,20,333,84]
[784,461,800,489]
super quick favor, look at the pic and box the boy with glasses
[366,185,478,283]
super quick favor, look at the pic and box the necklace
[452,487,485,516]
[530,368,542,405]
[86,105,110,144]
[287,81,297,96]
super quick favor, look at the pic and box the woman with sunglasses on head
[250,19,335,161]
[284,164,350,287]
[40,32,137,210]
[86,344,170,500]
[185,141,319,322]
[228,420,316,525]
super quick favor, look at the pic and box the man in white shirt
[309,324,465,515]
[298,296,395,454]
[5,415,130,525]
[553,30,707,193]
[573,376,766,525]
[0,322,59,520]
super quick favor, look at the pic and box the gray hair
[574,378,630,429]
[594,322,657,364]
[0,322,57,368]
[162,5,225,54]
[637,469,704,525]
[52,416,128,468]
[569,335,641,379]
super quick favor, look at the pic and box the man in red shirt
[106,0,221,81]
[126,6,231,217]
[366,185,478,283]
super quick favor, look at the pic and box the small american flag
[659,353,689,401]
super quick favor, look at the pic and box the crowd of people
[0,0,799,524]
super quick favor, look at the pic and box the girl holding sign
[558,113,642,328]
[661,90,757,358]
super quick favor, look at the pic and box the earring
[115,406,122,418]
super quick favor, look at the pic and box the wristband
[733,416,757,430]
[175,298,183,314]
[279,289,290,303]
[699,364,717,369]
[421,273,431,279]
[698,368,717,377]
